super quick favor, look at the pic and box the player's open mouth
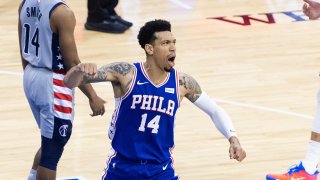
[168,56,175,67]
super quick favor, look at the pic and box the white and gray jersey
[19,0,66,71]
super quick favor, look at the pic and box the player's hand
[77,63,97,77]
[303,0,320,20]
[64,63,98,88]
[89,95,106,116]
[228,136,246,162]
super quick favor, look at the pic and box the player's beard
[164,67,173,72]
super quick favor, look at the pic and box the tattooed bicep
[109,62,133,76]
[179,73,202,102]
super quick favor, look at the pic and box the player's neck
[143,62,168,85]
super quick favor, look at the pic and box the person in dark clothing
[85,0,133,33]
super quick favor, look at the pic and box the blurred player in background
[18,0,105,179]
[266,0,320,179]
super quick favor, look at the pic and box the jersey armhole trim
[175,70,181,108]
[21,0,27,9]
[49,2,65,19]
[121,65,137,100]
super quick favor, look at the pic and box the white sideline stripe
[56,176,87,180]
[0,69,314,120]
[0,70,23,76]
[169,0,192,10]
[0,63,21,66]
[214,98,314,120]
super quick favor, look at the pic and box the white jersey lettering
[130,95,175,116]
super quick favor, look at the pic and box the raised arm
[64,62,134,88]
[179,72,246,162]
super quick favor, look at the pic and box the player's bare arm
[179,72,202,102]
[51,4,80,68]
[85,62,133,82]
[64,62,134,89]
[51,5,105,116]
[85,62,134,97]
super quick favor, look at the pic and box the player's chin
[164,67,173,72]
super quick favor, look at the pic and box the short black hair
[137,19,171,49]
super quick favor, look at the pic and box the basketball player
[64,19,246,179]
[18,0,105,179]
[266,0,320,179]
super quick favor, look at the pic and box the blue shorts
[101,149,179,180]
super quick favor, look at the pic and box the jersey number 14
[138,113,161,134]
[23,24,40,56]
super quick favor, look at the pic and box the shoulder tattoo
[179,73,202,102]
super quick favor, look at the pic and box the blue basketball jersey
[109,62,180,163]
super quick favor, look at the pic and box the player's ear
[145,44,153,55]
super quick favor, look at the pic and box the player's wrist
[87,92,98,101]
[228,136,240,144]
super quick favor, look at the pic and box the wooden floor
[1,0,319,179]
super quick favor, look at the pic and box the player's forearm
[64,63,106,88]
[194,92,237,139]
[63,66,87,88]
[78,84,98,100]
[64,72,100,100]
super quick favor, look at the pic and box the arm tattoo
[109,62,132,76]
[179,73,202,102]
[83,65,109,83]
[84,62,133,83]
[179,76,187,89]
